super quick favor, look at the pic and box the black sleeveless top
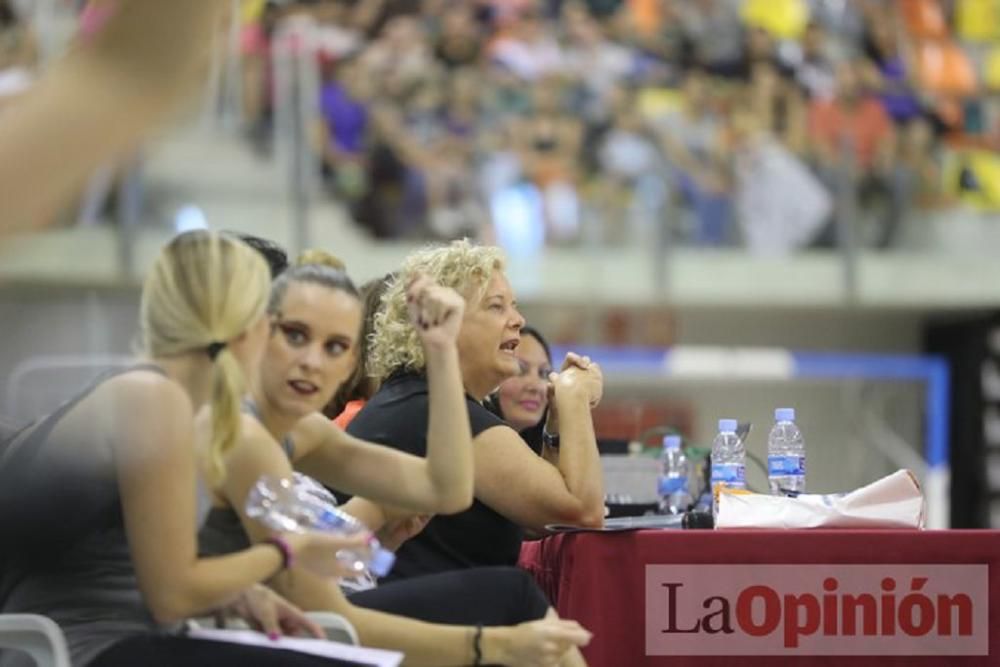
[345,372,519,581]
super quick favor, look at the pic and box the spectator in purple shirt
[316,58,373,202]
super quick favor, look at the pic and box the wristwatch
[542,429,560,450]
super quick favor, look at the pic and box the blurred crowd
[234,0,1000,253]
[3,0,998,252]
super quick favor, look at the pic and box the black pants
[90,568,550,666]
[90,635,362,667]
[350,566,550,626]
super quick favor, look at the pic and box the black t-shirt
[345,371,522,581]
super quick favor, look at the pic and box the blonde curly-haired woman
[348,239,605,580]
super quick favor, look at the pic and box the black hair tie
[206,341,227,361]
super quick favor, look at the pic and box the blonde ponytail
[141,231,270,485]
[205,348,245,485]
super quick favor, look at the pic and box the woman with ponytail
[0,231,373,667]
[199,245,591,666]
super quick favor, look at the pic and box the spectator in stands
[562,3,635,122]
[316,56,374,204]
[353,0,424,40]
[805,0,868,61]
[629,0,691,79]
[793,21,838,100]
[198,248,592,666]
[744,25,787,74]
[355,71,479,239]
[652,68,734,245]
[808,59,896,172]
[864,19,925,124]
[489,2,564,82]
[513,76,584,243]
[348,240,605,580]
[352,101,425,238]
[361,14,434,102]
[899,115,952,210]
[807,59,905,248]
[310,0,365,62]
[239,0,285,154]
[677,0,745,78]
[594,85,665,244]
[0,231,366,667]
[433,2,483,69]
[747,59,808,154]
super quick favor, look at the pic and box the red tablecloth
[518,529,1000,666]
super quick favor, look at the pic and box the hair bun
[296,249,346,271]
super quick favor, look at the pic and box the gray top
[0,366,213,667]
[200,400,293,561]
[199,429,294,555]
[197,412,375,593]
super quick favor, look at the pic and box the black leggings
[89,568,550,666]
[349,566,550,626]
[90,635,361,667]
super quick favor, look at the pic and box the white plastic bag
[716,469,925,529]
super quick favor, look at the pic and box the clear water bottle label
[711,463,746,486]
[658,475,687,495]
[767,455,805,476]
[318,509,351,530]
[711,463,746,512]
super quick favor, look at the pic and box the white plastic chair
[0,614,71,667]
[4,355,134,426]
[0,612,358,667]
[305,612,359,646]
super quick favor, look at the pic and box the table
[518,530,1000,666]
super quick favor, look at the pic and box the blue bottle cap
[775,408,796,422]
[369,548,396,577]
[718,419,738,433]
[663,435,682,450]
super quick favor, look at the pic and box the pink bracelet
[263,536,294,572]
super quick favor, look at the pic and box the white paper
[716,469,925,529]
[187,628,403,667]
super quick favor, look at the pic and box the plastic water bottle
[657,435,692,515]
[767,408,806,496]
[245,474,395,577]
[710,419,746,521]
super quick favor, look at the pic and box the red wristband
[263,535,293,572]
